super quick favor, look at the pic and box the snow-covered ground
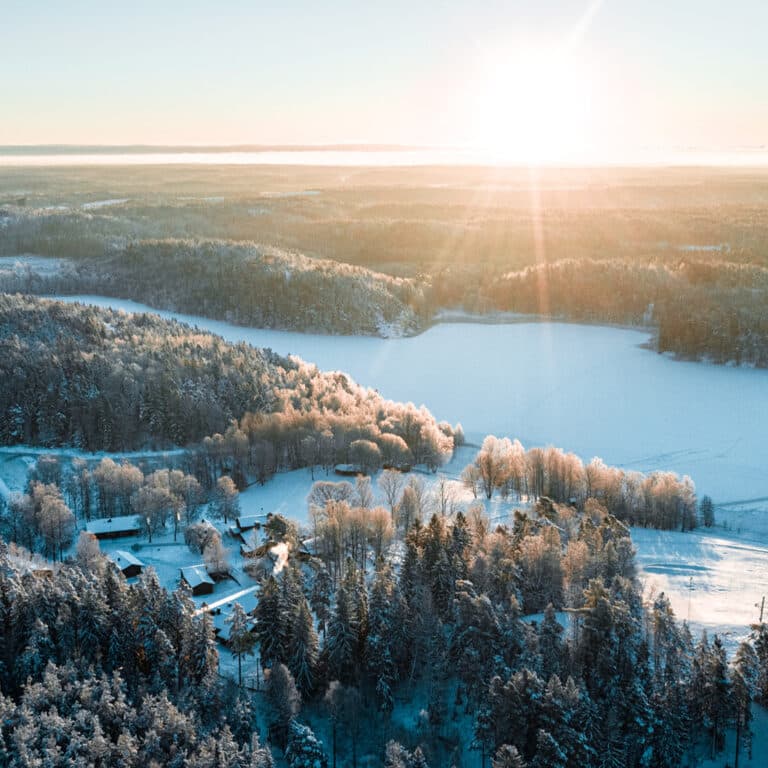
[0,255,70,276]
[53,294,768,504]
[25,294,768,653]
[632,526,768,648]
[81,198,129,209]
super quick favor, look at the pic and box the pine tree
[732,641,758,768]
[227,602,256,687]
[285,720,328,768]
[289,597,318,696]
[492,744,526,768]
[310,565,333,638]
[752,621,768,703]
[248,733,275,768]
[529,730,566,768]
[700,495,715,527]
[254,576,286,668]
[538,604,564,681]
[266,663,300,747]
[707,635,732,758]
[325,582,358,684]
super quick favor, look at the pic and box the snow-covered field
[53,295,768,504]
[632,526,768,645]
[0,255,70,276]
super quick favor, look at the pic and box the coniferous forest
[0,291,763,767]
[3,165,768,365]
[1,165,767,766]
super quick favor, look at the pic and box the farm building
[197,588,259,646]
[180,564,215,596]
[334,463,362,477]
[85,515,142,540]
[108,550,144,577]
[235,514,264,531]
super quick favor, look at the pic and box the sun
[470,45,594,164]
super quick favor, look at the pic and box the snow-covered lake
[54,294,768,506]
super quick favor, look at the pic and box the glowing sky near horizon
[2,0,767,162]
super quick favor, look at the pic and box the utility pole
[688,576,693,621]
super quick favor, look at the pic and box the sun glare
[470,46,594,164]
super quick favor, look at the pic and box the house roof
[236,514,266,529]
[108,550,144,570]
[198,585,260,616]
[181,564,215,589]
[85,515,142,536]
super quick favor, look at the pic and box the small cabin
[382,462,412,473]
[86,515,142,540]
[200,593,259,646]
[334,463,362,477]
[236,515,264,532]
[180,564,215,596]
[109,550,145,578]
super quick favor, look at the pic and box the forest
[1,164,767,766]
[2,164,768,363]
[0,295,452,462]
[0,473,763,767]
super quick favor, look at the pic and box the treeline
[248,493,760,766]
[0,229,427,335]
[0,541,275,767]
[10,244,768,365]
[0,294,278,449]
[0,295,455,464]
[463,436,698,530]
[438,257,768,367]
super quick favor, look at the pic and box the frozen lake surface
[54,295,768,505]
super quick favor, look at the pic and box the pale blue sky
[2,0,766,157]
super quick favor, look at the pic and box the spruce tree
[289,597,319,697]
[325,582,357,684]
[227,603,256,687]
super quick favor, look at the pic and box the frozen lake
[54,295,768,505]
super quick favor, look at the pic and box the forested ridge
[453,258,768,367]
[0,295,452,461]
[4,163,768,360]
[0,235,425,336]
[4,232,768,364]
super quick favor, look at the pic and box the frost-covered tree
[492,744,526,768]
[227,603,256,687]
[285,720,328,768]
[266,663,301,746]
[289,597,318,696]
[378,469,404,515]
[214,475,240,523]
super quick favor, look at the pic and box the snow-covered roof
[236,514,265,530]
[85,515,142,535]
[198,585,260,616]
[210,610,257,642]
[108,550,144,570]
[180,564,215,589]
